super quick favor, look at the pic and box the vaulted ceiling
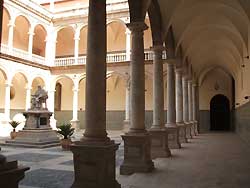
[147,0,250,80]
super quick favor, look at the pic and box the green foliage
[9,120,21,131]
[57,123,75,139]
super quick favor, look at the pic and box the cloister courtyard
[1,0,250,187]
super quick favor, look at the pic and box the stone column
[71,86,80,130]
[74,32,80,65]
[25,86,32,111]
[28,30,35,59]
[4,83,11,121]
[48,90,57,130]
[125,28,131,61]
[8,21,15,51]
[148,46,171,158]
[120,22,154,175]
[49,0,55,12]
[183,76,192,139]
[165,60,181,149]
[70,1,120,187]
[188,79,195,137]
[192,82,198,135]
[123,78,130,132]
[175,68,188,143]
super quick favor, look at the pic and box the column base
[70,141,120,188]
[185,123,193,139]
[0,159,29,188]
[177,122,188,143]
[71,120,80,130]
[165,124,181,149]
[193,121,199,135]
[50,117,57,130]
[120,132,154,175]
[122,120,130,133]
[148,128,171,159]
[190,122,196,137]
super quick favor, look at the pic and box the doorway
[210,94,230,131]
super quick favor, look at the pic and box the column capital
[5,82,12,87]
[175,67,183,74]
[8,22,15,27]
[126,22,148,33]
[192,80,198,86]
[25,86,32,90]
[49,89,56,93]
[72,88,79,92]
[28,31,35,36]
[74,37,80,41]
[166,59,176,65]
[125,28,131,35]
[150,45,165,52]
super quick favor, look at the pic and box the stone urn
[57,123,75,150]
[10,130,18,139]
[60,139,72,150]
[9,120,21,139]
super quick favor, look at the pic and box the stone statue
[31,86,48,110]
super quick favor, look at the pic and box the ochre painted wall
[199,68,232,110]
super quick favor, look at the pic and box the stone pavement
[0,131,250,188]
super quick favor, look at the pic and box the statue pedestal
[5,109,60,148]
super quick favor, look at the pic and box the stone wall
[199,110,210,133]
[235,102,250,145]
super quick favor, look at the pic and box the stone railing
[0,44,167,67]
[54,50,167,66]
[0,44,47,66]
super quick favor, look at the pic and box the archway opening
[13,15,30,51]
[210,94,230,131]
[33,24,47,57]
[1,7,10,44]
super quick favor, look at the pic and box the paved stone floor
[0,131,250,188]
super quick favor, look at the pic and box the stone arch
[199,66,234,88]
[107,19,127,29]
[13,15,31,51]
[1,7,11,44]
[148,0,163,46]
[0,66,8,81]
[56,26,75,57]
[10,71,29,84]
[33,24,47,57]
[107,20,126,52]
[10,72,29,112]
[53,75,74,126]
[31,76,46,94]
[79,25,88,55]
[0,67,8,111]
[52,75,74,90]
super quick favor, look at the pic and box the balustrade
[1,44,167,67]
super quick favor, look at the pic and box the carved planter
[60,139,72,150]
[10,130,17,139]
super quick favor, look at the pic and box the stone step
[1,141,60,149]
